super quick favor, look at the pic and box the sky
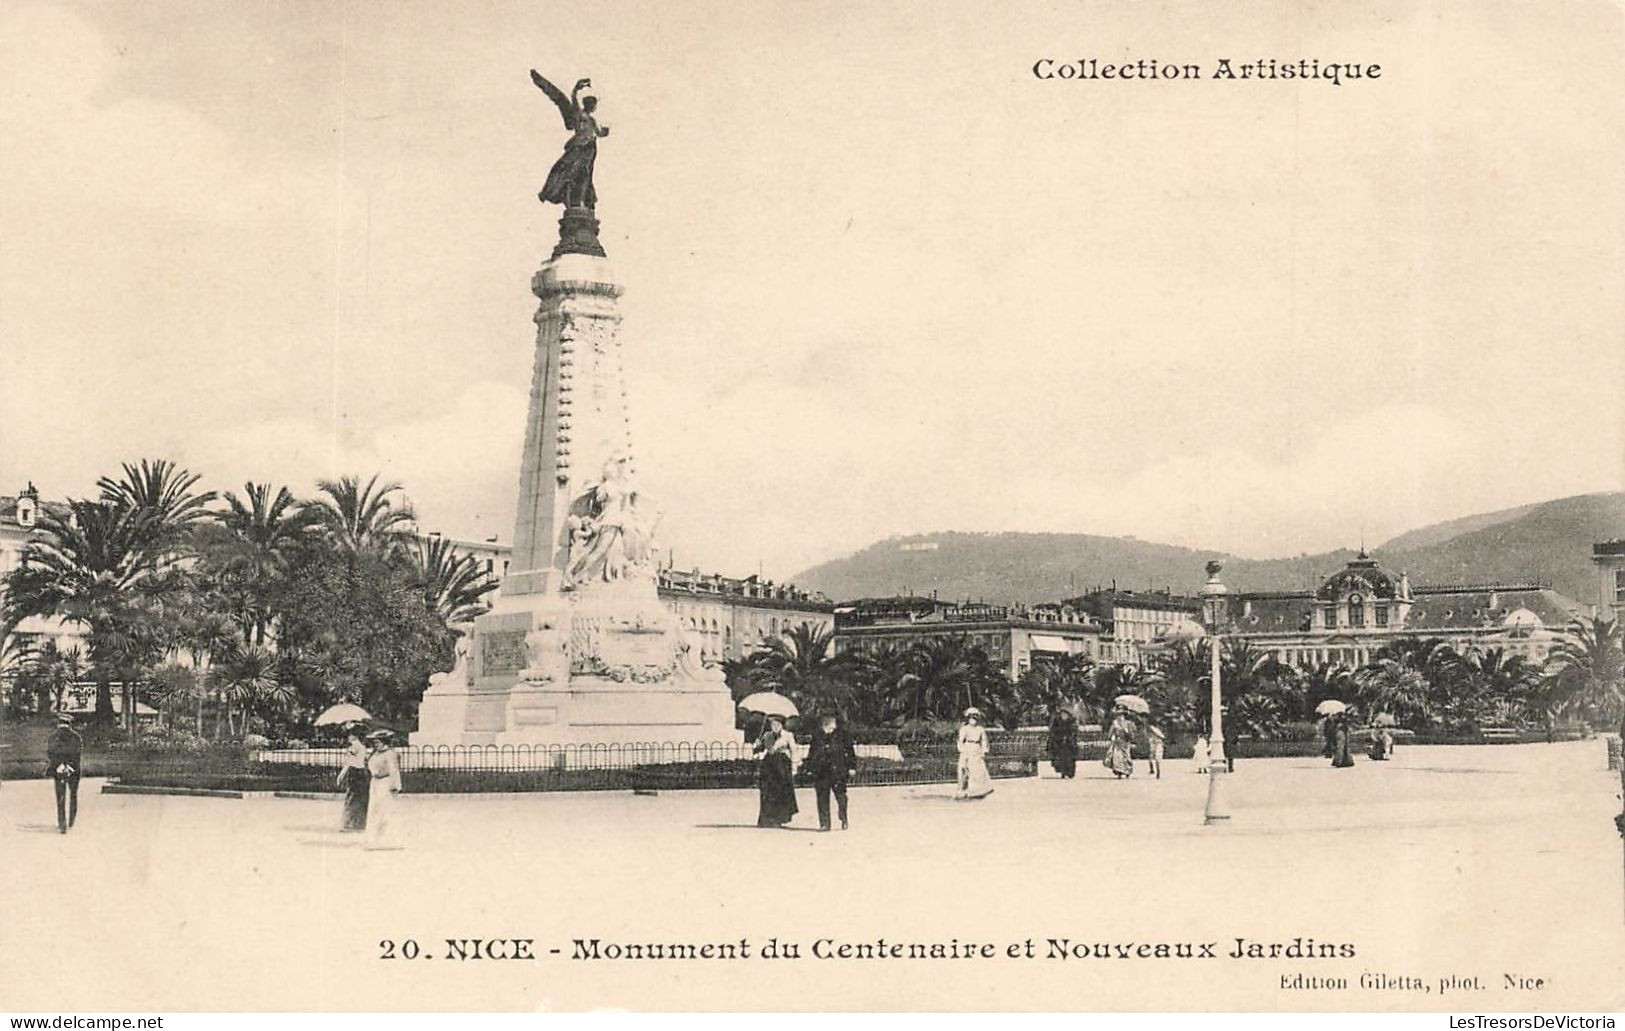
[1,0,1621,579]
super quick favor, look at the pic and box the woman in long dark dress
[753,716,799,827]
[1330,715,1355,768]
[339,727,370,831]
[1047,710,1079,779]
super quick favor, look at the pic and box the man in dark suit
[46,714,83,834]
[804,713,857,831]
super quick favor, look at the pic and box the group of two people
[753,712,858,831]
[1325,714,1396,768]
[1046,708,1166,781]
[338,726,404,850]
[754,707,999,826]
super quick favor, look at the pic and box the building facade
[0,484,86,655]
[833,596,1103,680]
[657,568,835,664]
[1220,552,1585,669]
[1064,588,1204,666]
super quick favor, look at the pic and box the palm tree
[308,474,416,558]
[1017,653,1095,724]
[1356,657,1430,728]
[409,536,498,626]
[1089,663,1162,726]
[28,639,85,714]
[0,632,28,713]
[208,481,311,644]
[1377,636,1463,692]
[2,500,165,723]
[841,644,910,727]
[1219,641,1299,739]
[150,661,204,734]
[1300,661,1356,720]
[1543,615,1625,730]
[752,622,858,719]
[1455,647,1540,730]
[891,636,999,724]
[214,642,284,739]
[97,458,217,557]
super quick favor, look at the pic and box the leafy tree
[271,543,449,728]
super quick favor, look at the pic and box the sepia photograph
[1,0,1623,1018]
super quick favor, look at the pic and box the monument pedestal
[413,584,738,749]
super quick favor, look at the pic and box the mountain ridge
[791,492,1625,607]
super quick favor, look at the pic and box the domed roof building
[1221,550,1584,671]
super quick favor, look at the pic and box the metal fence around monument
[106,739,1039,794]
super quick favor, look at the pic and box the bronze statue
[531,71,609,210]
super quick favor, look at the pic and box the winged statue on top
[530,70,610,210]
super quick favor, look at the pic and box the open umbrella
[1114,694,1150,715]
[1315,699,1348,716]
[1372,712,1397,727]
[737,692,798,719]
[315,703,373,727]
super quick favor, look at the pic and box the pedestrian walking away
[46,714,83,834]
[804,713,857,831]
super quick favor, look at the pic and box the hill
[792,492,1625,606]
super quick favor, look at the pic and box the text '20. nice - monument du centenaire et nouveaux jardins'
[413,72,740,749]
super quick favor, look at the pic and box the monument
[414,72,739,749]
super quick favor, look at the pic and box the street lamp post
[1200,559,1231,825]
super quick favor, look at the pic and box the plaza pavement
[3,741,1622,1012]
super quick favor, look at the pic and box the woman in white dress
[363,730,405,851]
[955,708,995,800]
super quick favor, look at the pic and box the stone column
[505,253,636,596]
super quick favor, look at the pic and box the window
[1374,605,1388,628]
[1323,606,1338,629]
[1348,594,1364,629]
[1616,569,1625,604]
